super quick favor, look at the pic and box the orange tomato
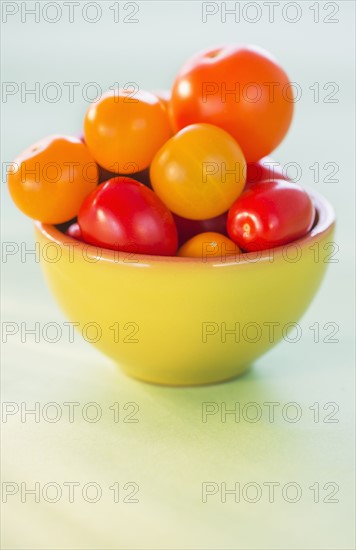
[170,45,294,163]
[150,123,246,220]
[84,89,172,173]
[7,135,98,224]
[178,232,240,260]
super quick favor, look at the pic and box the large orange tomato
[7,135,98,224]
[170,45,294,162]
[84,89,172,173]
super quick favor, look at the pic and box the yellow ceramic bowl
[35,188,335,386]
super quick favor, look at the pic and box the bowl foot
[118,362,252,387]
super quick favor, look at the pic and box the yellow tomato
[150,123,246,219]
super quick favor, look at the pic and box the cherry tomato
[7,135,98,224]
[173,212,228,246]
[178,232,240,259]
[170,45,294,162]
[84,89,172,173]
[227,180,315,251]
[246,156,289,189]
[65,223,82,241]
[150,123,246,220]
[78,177,178,256]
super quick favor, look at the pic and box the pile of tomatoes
[8,44,315,258]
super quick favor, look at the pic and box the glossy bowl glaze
[35,189,335,386]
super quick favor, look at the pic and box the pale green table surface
[1,2,355,549]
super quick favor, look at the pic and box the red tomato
[173,212,228,246]
[246,156,289,189]
[65,223,82,241]
[227,180,315,251]
[78,177,178,256]
[170,45,294,162]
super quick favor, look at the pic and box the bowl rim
[35,187,335,266]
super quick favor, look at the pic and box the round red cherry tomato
[65,223,82,241]
[78,177,178,256]
[227,180,315,251]
[246,156,289,189]
[173,212,228,246]
[170,45,294,162]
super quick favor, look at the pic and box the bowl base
[118,362,252,387]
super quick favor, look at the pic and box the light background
[1,1,355,549]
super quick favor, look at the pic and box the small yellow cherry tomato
[150,123,246,220]
[178,232,241,260]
